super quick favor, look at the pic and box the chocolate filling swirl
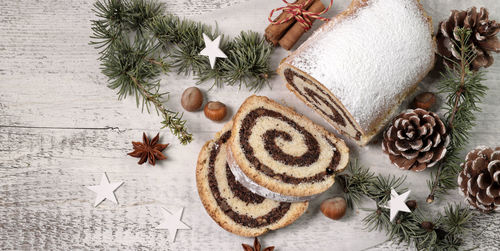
[239,108,339,184]
[304,87,346,127]
[225,164,265,204]
[208,130,291,228]
[263,129,319,166]
[284,68,362,140]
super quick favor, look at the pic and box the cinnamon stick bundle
[279,0,325,50]
[264,0,314,46]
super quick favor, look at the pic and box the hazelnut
[181,87,203,112]
[412,92,436,110]
[406,200,418,211]
[421,221,434,232]
[204,101,227,121]
[320,197,347,220]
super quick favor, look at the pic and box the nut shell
[412,92,436,110]
[320,197,347,220]
[204,101,227,121]
[181,87,203,112]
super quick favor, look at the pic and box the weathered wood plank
[1,0,499,250]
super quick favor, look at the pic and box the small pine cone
[437,7,500,71]
[458,146,500,213]
[382,109,450,172]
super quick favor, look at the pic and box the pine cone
[437,7,500,71]
[382,109,450,172]
[458,146,500,213]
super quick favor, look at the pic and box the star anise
[242,237,275,251]
[128,133,169,166]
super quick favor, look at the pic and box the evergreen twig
[338,161,473,250]
[90,0,273,144]
[426,28,488,202]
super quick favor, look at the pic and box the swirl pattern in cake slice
[228,95,349,198]
[196,122,308,237]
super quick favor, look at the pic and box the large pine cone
[458,146,500,213]
[382,109,450,172]
[437,7,500,70]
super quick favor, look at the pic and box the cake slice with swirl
[196,122,308,237]
[228,95,349,202]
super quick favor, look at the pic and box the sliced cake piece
[228,95,349,200]
[278,0,436,146]
[196,122,308,237]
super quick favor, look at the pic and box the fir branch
[218,31,273,91]
[148,15,217,75]
[337,160,375,208]
[427,28,488,202]
[340,160,473,250]
[337,160,406,208]
[368,174,407,205]
[99,34,193,144]
[148,15,273,90]
[90,0,128,54]
[363,207,391,232]
[91,0,273,143]
[124,0,165,32]
[438,204,473,236]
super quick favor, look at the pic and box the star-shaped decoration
[128,132,169,166]
[157,207,191,243]
[199,33,227,69]
[242,237,275,251]
[86,173,124,207]
[385,188,412,222]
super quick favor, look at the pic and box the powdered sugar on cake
[287,0,434,132]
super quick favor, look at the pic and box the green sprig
[337,160,406,208]
[337,159,376,208]
[426,27,488,202]
[339,161,473,250]
[90,0,274,144]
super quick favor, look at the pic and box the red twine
[268,0,333,31]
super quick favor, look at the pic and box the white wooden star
[386,188,412,222]
[86,173,124,207]
[157,207,191,243]
[199,33,227,69]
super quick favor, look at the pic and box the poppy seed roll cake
[196,122,308,237]
[228,95,349,199]
[278,0,436,146]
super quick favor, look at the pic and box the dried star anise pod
[128,132,169,166]
[437,7,500,70]
[242,237,275,251]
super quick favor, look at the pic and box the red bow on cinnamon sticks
[265,0,333,50]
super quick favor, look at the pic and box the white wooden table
[1,0,499,250]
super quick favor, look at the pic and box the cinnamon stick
[265,0,314,46]
[278,0,325,50]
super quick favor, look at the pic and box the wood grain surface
[1,0,499,250]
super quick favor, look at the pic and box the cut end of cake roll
[228,95,349,198]
[278,0,436,146]
[196,122,308,237]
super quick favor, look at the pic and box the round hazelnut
[406,200,418,211]
[320,197,347,220]
[181,87,203,112]
[204,101,227,121]
[412,92,436,110]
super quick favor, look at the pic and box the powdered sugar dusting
[288,0,434,132]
